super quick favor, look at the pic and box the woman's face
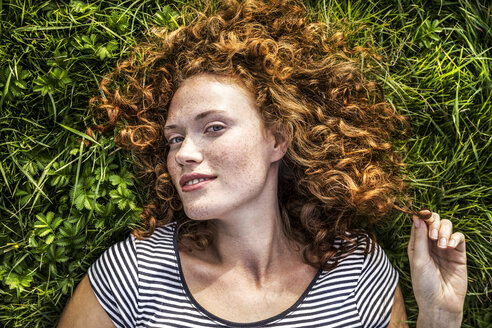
[164,73,283,221]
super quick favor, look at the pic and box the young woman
[58,1,467,327]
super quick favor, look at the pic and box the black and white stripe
[88,222,398,327]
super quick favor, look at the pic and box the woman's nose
[174,137,203,166]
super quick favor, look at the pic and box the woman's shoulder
[87,223,182,326]
[321,232,393,279]
[89,221,179,278]
[320,233,371,273]
[132,221,179,262]
[310,232,398,326]
[331,231,376,256]
[135,221,177,246]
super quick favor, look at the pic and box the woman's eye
[206,125,224,132]
[168,136,184,144]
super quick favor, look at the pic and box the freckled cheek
[207,141,267,189]
[166,152,180,187]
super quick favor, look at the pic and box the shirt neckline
[172,222,322,327]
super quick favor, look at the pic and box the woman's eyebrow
[194,109,226,121]
[164,109,227,130]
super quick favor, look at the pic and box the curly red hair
[88,0,410,270]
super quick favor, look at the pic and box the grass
[0,0,490,327]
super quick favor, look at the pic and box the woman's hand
[407,209,467,327]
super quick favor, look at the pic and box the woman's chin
[183,205,220,222]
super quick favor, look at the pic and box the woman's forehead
[165,73,258,122]
[177,73,252,95]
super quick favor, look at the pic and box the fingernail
[420,208,431,216]
[431,229,438,239]
[413,217,420,228]
[448,239,456,247]
[439,238,447,247]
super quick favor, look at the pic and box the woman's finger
[408,217,416,261]
[418,208,432,220]
[437,219,453,249]
[409,215,429,267]
[408,209,432,261]
[448,231,466,252]
[425,212,441,241]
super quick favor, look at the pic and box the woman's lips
[181,177,216,192]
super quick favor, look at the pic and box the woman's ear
[269,126,288,162]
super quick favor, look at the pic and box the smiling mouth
[181,177,216,192]
[184,177,215,186]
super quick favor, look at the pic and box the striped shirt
[88,222,398,327]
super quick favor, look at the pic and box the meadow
[0,0,490,326]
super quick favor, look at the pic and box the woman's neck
[181,163,303,283]
[198,203,299,285]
